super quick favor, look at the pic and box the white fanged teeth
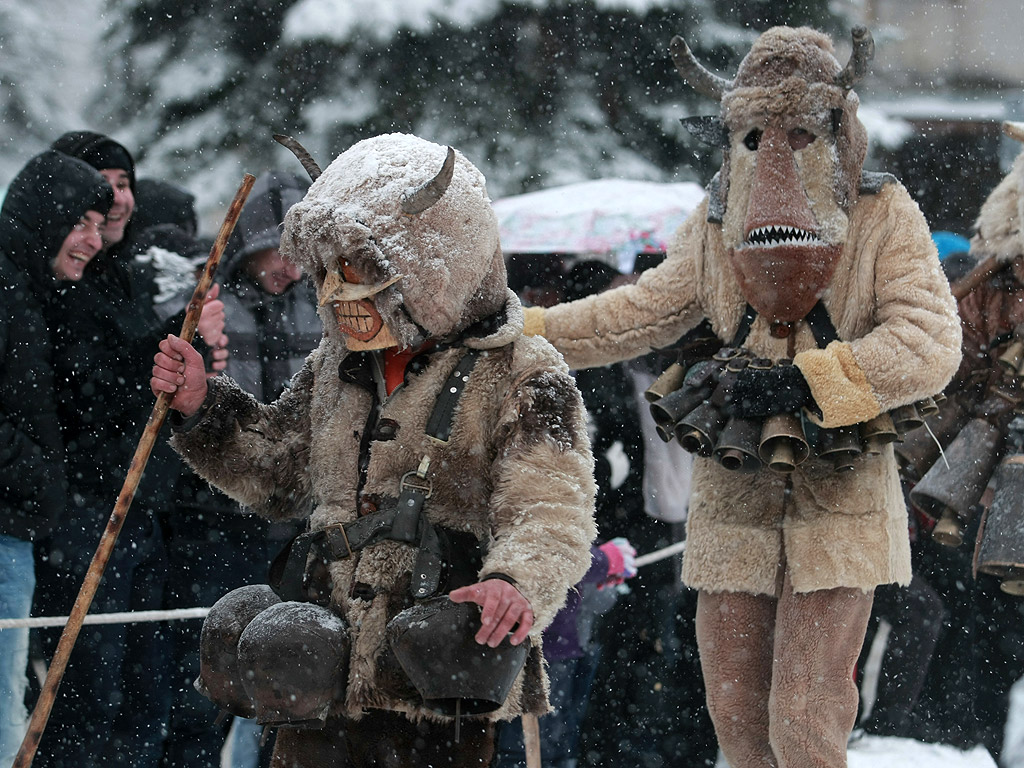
[743,226,823,248]
[335,303,375,332]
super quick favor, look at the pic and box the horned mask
[277,134,506,351]
[673,26,874,323]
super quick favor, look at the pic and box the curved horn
[400,146,455,215]
[669,35,732,101]
[834,26,875,90]
[273,133,322,181]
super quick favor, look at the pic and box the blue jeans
[0,534,34,766]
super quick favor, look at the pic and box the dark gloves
[727,361,817,420]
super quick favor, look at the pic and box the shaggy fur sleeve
[795,184,962,427]
[533,206,709,370]
[482,337,598,633]
[169,361,316,521]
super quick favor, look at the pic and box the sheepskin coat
[947,136,1024,418]
[170,291,597,722]
[529,178,961,596]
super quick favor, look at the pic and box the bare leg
[769,574,873,768]
[696,589,778,768]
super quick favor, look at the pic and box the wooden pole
[522,713,542,768]
[14,172,256,768]
[951,255,1002,302]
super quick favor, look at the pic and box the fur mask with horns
[673,25,874,324]
[278,133,508,351]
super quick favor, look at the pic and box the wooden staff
[951,255,1002,302]
[14,172,256,768]
[522,713,542,768]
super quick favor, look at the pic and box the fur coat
[170,291,597,722]
[526,178,961,596]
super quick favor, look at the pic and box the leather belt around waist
[272,503,444,602]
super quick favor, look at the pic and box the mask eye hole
[743,129,762,151]
[788,128,815,150]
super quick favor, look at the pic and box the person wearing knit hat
[0,149,112,765]
[31,134,225,768]
[51,131,136,252]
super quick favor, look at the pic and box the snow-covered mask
[279,134,506,351]
[672,26,872,323]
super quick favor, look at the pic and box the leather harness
[271,348,483,602]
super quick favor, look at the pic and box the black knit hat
[51,131,136,193]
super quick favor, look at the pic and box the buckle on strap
[399,455,432,498]
[323,523,354,559]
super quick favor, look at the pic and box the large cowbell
[728,125,843,323]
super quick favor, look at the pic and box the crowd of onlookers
[2,128,1024,768]
[0,132,323,768]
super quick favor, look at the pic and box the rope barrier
[634,539,687,568]
[0,607,210,630]
[0,541,688,631]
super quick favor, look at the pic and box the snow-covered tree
[0,0,852,216]
[96,0,850,217]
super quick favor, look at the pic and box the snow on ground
[848,735,997,767]
[716,736,997,768]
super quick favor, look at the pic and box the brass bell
[976,455,1024,594]
[931,508,964,548]
[909,417,1002,539]
[650,384,713,442]
[860,413,898,455]
[675,401,725,458]
[644,363,688,403]
[713,416,762,473]
[817,426,862,472]
[999,339,1024,375]
[891,403,924,438]
[758,413,809,473]
[916,397,940,418]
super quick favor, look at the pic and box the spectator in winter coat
[0,149,112,766]
[158,170,317,768]
[32,133,226,768]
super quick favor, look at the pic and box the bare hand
[151,335,209,416]
[197,284,228,349]
[207,341,229,377]
[449,579,534,647]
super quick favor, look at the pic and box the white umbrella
[493,178,705,272]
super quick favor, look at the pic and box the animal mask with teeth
[278,134,506,351]
[672,26,873,323]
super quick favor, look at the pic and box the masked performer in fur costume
[521,26,961,768]
[150,133,596,767]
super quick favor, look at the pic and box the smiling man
[51,210,105,281]
[0,149,112,765]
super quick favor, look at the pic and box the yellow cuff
[794,341,881,428]
[522,306,547,338]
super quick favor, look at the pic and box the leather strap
[271,349,483,601]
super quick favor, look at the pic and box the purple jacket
[543,546,612,662]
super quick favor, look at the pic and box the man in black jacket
[0,150,112,765]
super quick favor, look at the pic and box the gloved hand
[728,361,817,420]
[598,537,638,588]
